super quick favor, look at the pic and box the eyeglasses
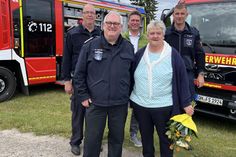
[83,11,95,15]
[105,21,121,27]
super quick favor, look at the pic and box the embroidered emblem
[186,38,193,46]
[94,49,103,61]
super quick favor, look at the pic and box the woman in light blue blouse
[130,20,194,157]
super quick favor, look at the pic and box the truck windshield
[187,2,236,46]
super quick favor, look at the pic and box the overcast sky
[114,0,179,19]
[155,0,179,19]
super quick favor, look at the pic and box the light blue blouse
[130,52,173,108]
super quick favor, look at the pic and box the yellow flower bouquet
[166,103,198,151]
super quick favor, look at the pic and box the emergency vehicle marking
[28,75,56,81]
[204,82,222,89]
[28,21,38,32]
[28,21,53,33]
[205,54,236,66]
[197,81,236,92]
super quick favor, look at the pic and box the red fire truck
[162,0,236,120]
[0,0,146,102]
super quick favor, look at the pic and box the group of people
[62,3,205,157]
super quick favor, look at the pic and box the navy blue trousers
[130,109,139,137]
[83,104,128,157]
[187,71,195,100]
[132,101,173,157]
[70,91,85,146]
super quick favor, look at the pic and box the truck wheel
[0,67,16,102]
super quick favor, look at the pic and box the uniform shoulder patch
[67,26,75,32]
[84,36,98,44]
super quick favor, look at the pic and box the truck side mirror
[161,8,173,27]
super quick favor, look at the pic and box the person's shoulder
[171,47,179,55]
[66,25,76,32]
[94,26,102,33]
[67,25,83,35]
[165,26,173,35]
[170,47,185,64]
[122,37,133,47]
[84,36,100,45]
[80,37,99,53]
[122,31,129,39]
[187,23,200,35]
[191,26,200,34]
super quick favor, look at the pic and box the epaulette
[84,36,98,44]
[66,25,76,32]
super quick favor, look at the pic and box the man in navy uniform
[165,3,205,100]
[62,4,101,156]
[73,11,134,157]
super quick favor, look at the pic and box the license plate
[196,94,223,106]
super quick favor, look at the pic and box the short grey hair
[147,20,166,35]
[103,11,123,25]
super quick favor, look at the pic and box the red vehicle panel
[25,57,56,85]
[0,0,10,50]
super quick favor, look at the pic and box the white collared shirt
[129,31,140,53]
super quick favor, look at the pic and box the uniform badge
[94,49,103,61]
[186,39,193,46]
[184,37,194,48]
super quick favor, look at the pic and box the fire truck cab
[161,0,236,120]
[0,0,146,102]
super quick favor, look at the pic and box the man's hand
[196,73,204,88]
[82,99,92,108]
[64,81,73,94]
[184,105,194,116]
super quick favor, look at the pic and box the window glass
[24,0,55,57]
[187,2,236,46]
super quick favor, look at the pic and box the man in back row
[123,10,147,148]
[62,4,101,156]
[165,3,205,100]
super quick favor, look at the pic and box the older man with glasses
[62,4,101,156]
[73,11,135,157]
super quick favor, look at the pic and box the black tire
[0,67,17,102]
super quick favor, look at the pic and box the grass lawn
[0,84,236,157]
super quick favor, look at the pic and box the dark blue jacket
[131,46,192,116]
[62,24,101,81]
[165,22,205,75]
[73,32,135,107]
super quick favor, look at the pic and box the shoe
[100,145,103,152]
[71,145,81,156]
[130,135,142,147]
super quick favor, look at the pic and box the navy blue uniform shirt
[73,32,135,107]
[62,24,101,81]
[165,22,205,75]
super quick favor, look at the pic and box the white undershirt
[129,31,140,53]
